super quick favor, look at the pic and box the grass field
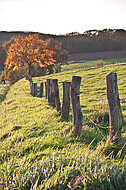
[62,58,126,71]
[0,60,126,189]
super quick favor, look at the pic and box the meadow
[0,59,126,189]
[62,57,126,71]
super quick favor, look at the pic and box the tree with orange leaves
[4,34,55,78]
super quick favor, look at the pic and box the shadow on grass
[0,86,10,103]
[77,129,104,148]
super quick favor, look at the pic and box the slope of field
[0,64,126,189]
[62,57,126,72]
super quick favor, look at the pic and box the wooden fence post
[50,79,56,107]
[106,72,123,141]
[47,79,51,103]
[40,82,43,97]
[53,79,61,113]
[61,82,71,121]
[45,82,47,99]
[71,76,83,136]
[25,75,33,96]
[32,83,37,97]
[30,82,33,95]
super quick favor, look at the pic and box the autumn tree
[45,38,68,74]
[4,34,56,80]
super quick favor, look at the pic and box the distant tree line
[61,29,126,54]
[0,29,126,72]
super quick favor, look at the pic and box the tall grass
[0,63,126,189]
[1,145,126,189]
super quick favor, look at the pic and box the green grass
[0,85,10,103]
[0,62,126,189]
[62,57,126,71]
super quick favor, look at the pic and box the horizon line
[0,28,126,36]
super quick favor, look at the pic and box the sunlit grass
[0,63,126,189]
[62,57,126,71]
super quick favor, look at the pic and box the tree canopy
[45,38,68,73]
[4,34,56,76]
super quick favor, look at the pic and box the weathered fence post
[106,72,123,141]
[61,82,71,121]
[32,83,37,97]
[50,79,56,107]
[53,79,61,113]
[40,82,43,97]
[24,74,33,96]
[45,82,47,99]
[30,82,33,95]
[47,79,51,103]
[71,76,83,136]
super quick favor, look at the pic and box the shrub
[95,59,104,68]
[4,66,29,84]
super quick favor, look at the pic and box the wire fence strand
[81,77,126,83]
[82,77,105,81]
[82,112,109,140]
[78,92,107,102]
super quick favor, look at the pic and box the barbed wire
[81,77,105,81]
[44,76,126,87]
[44,75,126,103]
[82,111,109,140]
[118,79,126,83]
[79,92,126,103]
[83,112,111,129]
[81,77,126,83]
[78,92,107,102]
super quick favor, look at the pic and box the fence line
[82,77,105,81]
[35,76,126,87]
[79,92,126,103]
[81,76,126,83]
[29,72,125,139]
[30,77,125,110]
[78,93,107,102]
[45,82,126,103]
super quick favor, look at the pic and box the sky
[0,0,126,35]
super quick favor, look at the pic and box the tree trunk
[28,64,32,77]
[106,72,123,141]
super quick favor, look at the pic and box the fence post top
[106,72,117,83]
[72,76,82,79]
[50,79,58,80]
[106,72,117,78]
[47,79,50,81]
[53,79,58,81]
[62,81,71,84]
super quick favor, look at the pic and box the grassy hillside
[62,58,126,71]
[0,63,126,189]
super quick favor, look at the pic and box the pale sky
[0,0,126,35]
